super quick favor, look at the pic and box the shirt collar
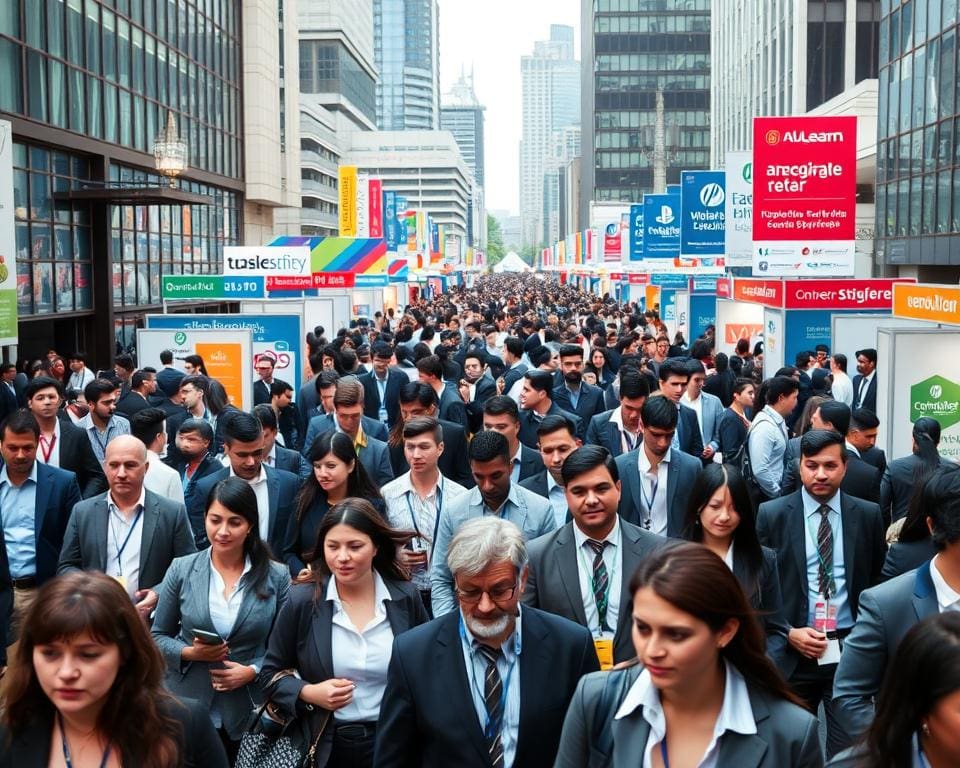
[471,483,521,514]
[547,473,563,495]
[638,447,671,471]
[459,604,523,661]
[761,405,786,426]
[930,555,960,612]
[107,487,146,513]
[325,569,393,612]
[230,464,268,486]
[0,461,39,487]
[845,441,861,457]
[206,547,252,582]
[512,442,523,466]
[573,515,620,548]
[801,487,841,517]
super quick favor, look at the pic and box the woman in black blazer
[263,498,427,768]
[681,463,790,673]
[718,378,756,465]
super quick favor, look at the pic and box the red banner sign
[783,278,916,310]
[628,273,648,285]
[266,275,313,291]
[313,272,356,289]
[368,179,383,238]
[716,278,732,299]
[732,279,783,307]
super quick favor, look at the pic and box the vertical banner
[725,150,753,267]
[368,178,383,238]
[680,170,725,256]
[642,193,681,259]
[338,165,357,237]
[629,204,643,262]
[603,222,621,263]
[355,172,369,237]
[0,120,17,344]
[383,190,399,251]
[752,115,857,276]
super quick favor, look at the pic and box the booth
[688,276,721,341]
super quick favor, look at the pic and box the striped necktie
[477,644,505,768]
[586,539,611,631]
[816,504,834,599]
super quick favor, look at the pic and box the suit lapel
[33,465,52,540]
[138,493,159,577]
[94,498,110,572]
[311,592,336,678]
[716,692,770,767]
[913,560,938,621]
[516,610,551,757]
[788,494,808,598]
[611,712,652,768]
[193,554,216,632]
[383,581,412,634]
[839,494,859,595]
[623,453,642,523]
[437,615,489,763]
[265,467,279,539]
[555,529,588,625]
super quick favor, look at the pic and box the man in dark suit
[757,429,886,757]
[656,358,704,459]
[115,368,157,419]
[524,445,665,665]
[584,371,649,458]
[415,354,469,433]
[482,395,545,483]
[615,396,701,536]
[296,351,323,430]
[170,418,221,498]
[360,341,409,429]
[848,407,886,478]
[459,349,497,434]
[185,412,300,553]
[517,370,582,447]
[0,411,83,662]
[851,348,877,413]
[519,415,582,527]
[499,336,529,394]
[552,344,607,430]
[0,363,20,423]
[301,387,389,458]
[57,434,195,621]
[154,349,185,402]
[252,355,276,406]
[253,404,311,482]
[374,516,600,768]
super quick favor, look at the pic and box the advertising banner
[689,276,719,294]
[892,283,960,325]
[763,307,785,378]
[651,273,691,289]
[355,172,369,237]
[603,221,621,263]
[383,191,400,251]
[689,294,717,341]
[732,278,784,307]
[223,246,311,278]
[783,278,912,310]
[642,193,681,259]
[675,291,689,341]
[161,275,264,300]
[368,179,383,238]
[338,166,357,236]
[724,150,753,267]
[0,120,17,344]
[629,204,643,262]
[714,299,764,356]
[680,170,725,256]
[752,115,857,276]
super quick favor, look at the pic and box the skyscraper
[520,25,580,248]
[441,71,486,247]
[373,0,440,131]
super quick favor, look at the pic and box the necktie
[477,645,505,768]
[816,504,834,599]
[586,539,611,631]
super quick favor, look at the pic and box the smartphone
[193,629,224,645]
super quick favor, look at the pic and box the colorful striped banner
[268,236,387,276]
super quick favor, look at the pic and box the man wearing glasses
[375,516,599,768]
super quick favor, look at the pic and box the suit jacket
[522,521,667,663]
[273,443,312,482]
[756,491,886,678]
[360,368,408,428]
[859,445,887,476]
[388,418,474,488]
[151,552,291,738]
[585,409,632,458]
[780,441,881,504]
[555,665,822,768]
[464,372,497,433]
[373,606,601,768]
[517,405,583,449]
[832,561,938,749]
[0,382,18,423]
[879,538,936,582]
[185,465,300,552]
[880,453,951,524]
[685,391,724,457]
[297,376,320,431]
[501,362,529,395]
[519,444,546,481]
[300,413,389,458]
[851,373,877,413]
[519,469,550,500]
[57,418,108,499]
[263,579,428,767]
[734,546,790,675]
[438,384,470,432]
[614,448,702,535]
[57,489,197,591]
[677,403,705,459]
[115,390,151,419]
[252,378,273,406]
[156,365,186,396]
[553,383,607,433]
[176,454,223,493]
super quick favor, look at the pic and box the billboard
[223,246,311,278]
[680,170,725,256]
[724,150,753,267]
[368,178,383,238]
[752,115,857,276]
[629,204,643,262]
[642,193,681,259]
[338,166,357,236]
[383,190,400,251]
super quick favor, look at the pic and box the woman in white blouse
[262,498,429,768]
[152,477,291,761]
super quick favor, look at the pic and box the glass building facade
[0,0,245,363]
[876,0,960,270]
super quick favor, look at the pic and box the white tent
[493,251,531,273]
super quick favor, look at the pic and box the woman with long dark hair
[881,417,948,527]
[282,431,384,577]
[681,464,789,672]
[0,571,227,767]
[718,377,756,465]
[182,354,209,377]
[262,498,428,768]
[586,347,615,389]
[827,612,960,768]
[555,542,820,767]
[151,478,291,760]
[206,378,242,454]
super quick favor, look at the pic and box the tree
[486,214,506,265]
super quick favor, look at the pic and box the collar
[572,515,621,548]
[761,405,786,426]
[565,382,582,396]
[473,483,522,514]
[268,444,277,463]
[547,473,563,495]
[681,392,699,405]
[392,470,441,500]
[0,461,39,487]
[638,447,671,471]
[206,548,253,583]
[512,442,523,466]
[845,441,861,457]
[459,604,523,660]
[801,487,841,517]
[107,488,146,513]
[325,569,393,611]
[930,555,960,611]
[229,464,268,486]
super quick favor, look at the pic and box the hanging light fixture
[153,110,188,188]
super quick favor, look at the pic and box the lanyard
[660,735,670,768]
[90,424,110,457]
[638,467,660,530]
[458,616,519,742]
[576,540,616,634]
[39,433,56,463]
[59,713,112,768]
[110,507,143,576]
[405,478,443,546]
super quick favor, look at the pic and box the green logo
[174,332,187,345]
[742,162,752,184]
[911,375,960,430]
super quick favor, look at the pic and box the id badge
[593,638,614,671]
[814,601,841,666]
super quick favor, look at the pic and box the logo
[655,205,675,225]
[767,320,776,334]
[605,223,619,236]
[802,247,811,256]
[741,162,752,184]
[765,130,781,145]
[758,261,768,272]
[911,375,960,430]
[174,332,187,345]
[699,183,725,207]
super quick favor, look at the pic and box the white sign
[724,150,752,267]
[753,241,856,277]
[356,173,369,237]
[0,120,18,345]
[222,246,311,277]
[762,307,785,378]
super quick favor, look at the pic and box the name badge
[814,601,841,666]
[113,575,128,591]
[593,638,614,671]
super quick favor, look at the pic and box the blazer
[0,696,228,768]
[684,391,724,458]
[115,390,151,418]
[186,465,300,552]
[879,538,936,582]
[733,546,790,675]
[880,453,951,524]
[57,418,108,499]
[522,520,667,663]
[273,443,312,482]
[717,407,750,464]
[603,384,620,410]
[373,606,601,768]
[554,665,822,768]
[262,578,428,767]
[297,376,320,431]
[851,373,877,413]
[388,418,474,488]
[614,448,702,535]
[584,409,632,458]
[518,405,583,449]
[519,443,547,481]
[859,445,887,476]
[676,403,705,459]
[519,469,550,500]
[780,444,881,505]
[282,496,388,576]
[501,362,529,394]
[832,561,938,749]
[175,454,224,492]
[553,383,607,431]
[360,368,408,428]
[438,384,470,432]
[0,382,18,423]
[756,491,886,678]
[57,489,197,591]
[464,372,497,433]
[300,413,389,458]
[151,552,291,739]
[252,378,273,406]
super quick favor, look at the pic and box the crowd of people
[0,272,956,768]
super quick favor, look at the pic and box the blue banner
[650,273,690,288]
[689,294,717,340]
[383,191,400,251]
[661,290,677,323]
[680,170,726,256]
[642,193,681,259]
[667,184,681,194]
[355,274,390,288]
[690,276,719,293]
[430,223,440,254]
[629,204,644,262]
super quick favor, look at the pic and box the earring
[695,516,701,526]
[922,722,931,736]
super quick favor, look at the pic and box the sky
[438,0,580,216]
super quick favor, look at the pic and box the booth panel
[675,291,690,343]
[689,294,717,341]
[763,308,785,378]
[715,299,764,357]
[831,314,934,363]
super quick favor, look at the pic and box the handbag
[235,670,331,768]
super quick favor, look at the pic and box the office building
[441,70,486,247]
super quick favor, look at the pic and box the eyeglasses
[455,581,519,605]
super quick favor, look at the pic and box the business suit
[879,538,936,582]
[300,412,389,458]
[733,546,790,674]
[156,365,186,396]
[518,443,546,481]
[360,368,408,428]
[614,447,702,535]
[262,578,428,767]
[151,552,291,739]
[388,418,474,488]
[684,391,724,462]
[115,390,151,419]
[57,489,197,590]
[517,405,583,449]
[676,402,705,459]
[373,606,601,768]
[437,384,470,432]
[270,442,312,481]
[501,362,529,395]
[880,453,951,524]
[584,409,633,458]
[851,373,877,413]
[603,384,620,410]
[463,372,497,433]
[56,418,108,499]
[555,665,822,768]
[553,382,607,432]
[297,376,320,431]
[832,561,938,749]
[859,445,887,476]
[522,520,666,663]
[519,468,550,500]
[0,381,18,422]
[718,407,750,464]
[176,454,223,497]
[780,442,881,504]
[252,378,273,406]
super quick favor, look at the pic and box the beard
[564,371,582,386]
[465,612,513,639]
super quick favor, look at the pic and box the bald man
[58,434,196,619]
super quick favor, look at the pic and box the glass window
[85,0,99,71]
[49,59,67,128]
[47,0,65,58]
[17,261,32,316]
[26,0,45,49]
[75,262,92,309]
[27,51,48,121]
[942,30,956,121]
[0,39,23,114]
[922,173,935,234]
[938,170,952,234]
[118,17,130,88]
[102,9,117,81]
[87,74,102,138]
[104,82,118,143]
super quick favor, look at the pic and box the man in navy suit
[482,396,545,483]
[252,355,276,406]
[253,404,311,482]
[517,370,582,447]
[416,354,470,432]
[552,344,607,428]
[359,341,408,429]
[851,348,877,413]
[459,349,497,434]
[301,378,389,458]
[0,363,20,423]
[656,358,704,459]
[585,370,650,458]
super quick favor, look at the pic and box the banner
[680,170,725,256]
[642,193,681,259]
[893,283,960,325]
[383,191,400,251]
[355,172,369,237]
[724,150,753,267]
[603,222,621,262]
[629,204,643,262]
[368,179,383,238]
[223,246,311,278]
[0,120,17,344]
[752,115,857,276]
[338,166,357,236]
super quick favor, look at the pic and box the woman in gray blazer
[152,477,290,760]
[555,542,822,768]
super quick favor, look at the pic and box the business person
[359,341,409,429]
[458,349,497,433]
[717,378,756,465]
[517,370,583,446]
[851,348,877,412]
[253,403,312,481]
[583,371,649,458]
[880,416,950,524]
[655,358,705,460]
[482,395,546,483]
[552,344,607,426]
[681,359,725,465]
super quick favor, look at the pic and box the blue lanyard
[458,616,519,741]
[638,469,659,530]
[111,506,143,574]
[59,713,112,768]
[405,479,443,545]
[660,736,670,768]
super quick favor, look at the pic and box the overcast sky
[438,0,580,216]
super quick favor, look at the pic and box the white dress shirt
[930,554,960,613]
[36,418,61,468]
[615,661,757,768]
[801,489,852,629]
[546,474,568,528]
[229,465,271,543]
[681,391,705,442]
[144,449,185,505]
[208,551,253,639]
[831,371,854,407]
[608,407,639,453]
[855,371,875,408]
[105,489,146,600]
[636,448,671,535]
[327,571,395,722]
[573,517,623,638]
